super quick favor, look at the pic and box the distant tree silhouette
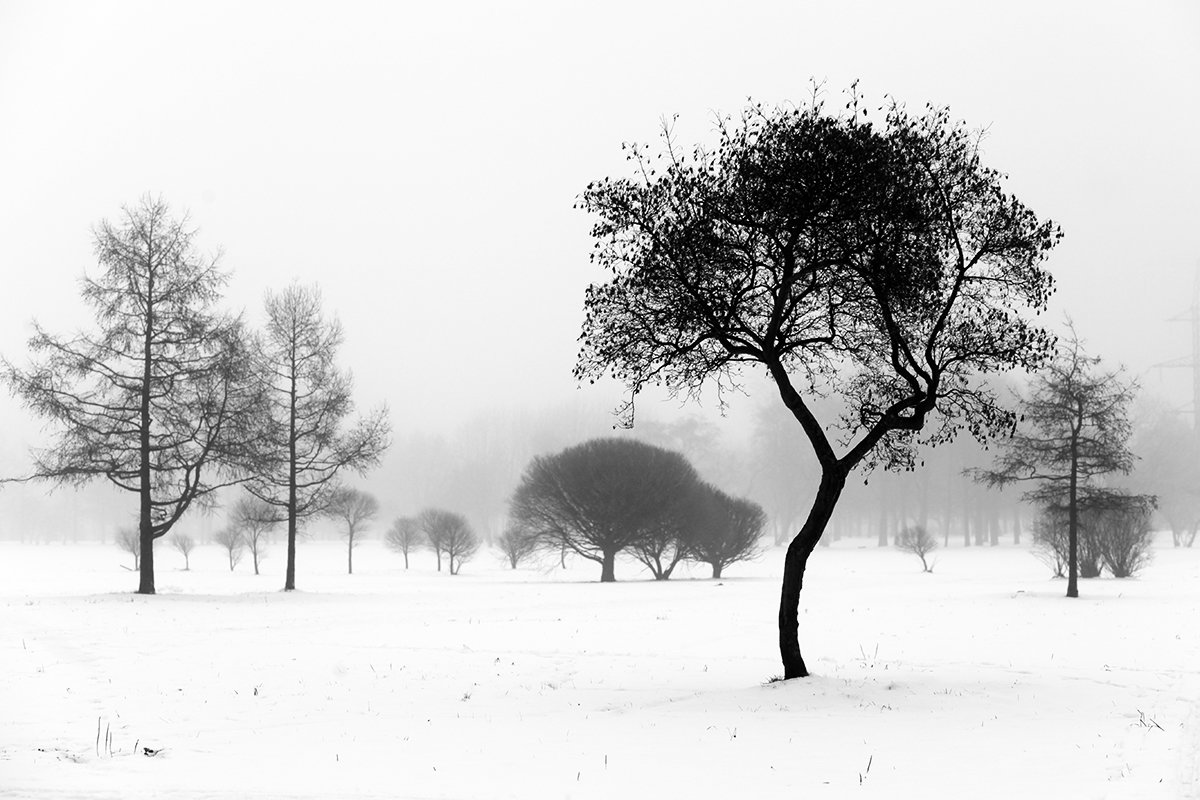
[496,524,537,569]
[1130,403,1200,547]
[894,525,938,573]
[213,527,245,572]
[170,533,196,570]
[975,327,1137,597]
[418,508,478,575]
[325,487,379,575]
[247,283,390,590]
[229,494,277,575]
[2,197,260,594]
[509,438,701,582]
[577,91,1060,676]
[384,516,423,569]
[687,485,766,579]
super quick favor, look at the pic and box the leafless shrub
[1091,493,1155,578]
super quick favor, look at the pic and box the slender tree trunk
[137,265,156,595]
[600,549,616,582]
[253,548,260,575]
[1067,447,1079,598]
[284,356,298,591]
[712,562,722,579]
[436,547,442,572]
[403,550,409,569]
[779,468,846,679]
[348,530,354,574]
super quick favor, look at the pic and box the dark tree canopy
[576,90,1060,677]
[2,197,260,594]
[975,328,1138,597]
[686,484,766,579]
[509,438,701,582]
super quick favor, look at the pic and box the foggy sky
[1,1,1198,518]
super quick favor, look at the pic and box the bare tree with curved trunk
[247,283,390,590]
[577,92,1059,677]
[326,487,379,575]
[2,197,261,594]
[894,525,938,573]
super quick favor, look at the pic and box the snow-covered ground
[2,535,1197,799]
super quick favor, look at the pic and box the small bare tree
[229,495,278,575]
[170,533,196,570]
[895,525,938,573]
[117,527,140,570]
[496,525,537,569]
[384,516,423,569]
[213,527,245,572]
[326,487,379,575]
[418,508,478,575]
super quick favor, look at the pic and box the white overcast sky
[1,0,1199,452]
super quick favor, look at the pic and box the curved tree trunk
[600,549,616,582]
[778,468,846,679]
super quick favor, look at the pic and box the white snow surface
[2,536,1197,799]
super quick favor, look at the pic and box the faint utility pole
[1155,263,1200,427]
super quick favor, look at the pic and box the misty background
[1,0,1197,546]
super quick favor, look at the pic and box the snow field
[1,537,1197,799]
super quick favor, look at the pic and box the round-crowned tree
[509,438,701,582]
[687,484,767,579]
